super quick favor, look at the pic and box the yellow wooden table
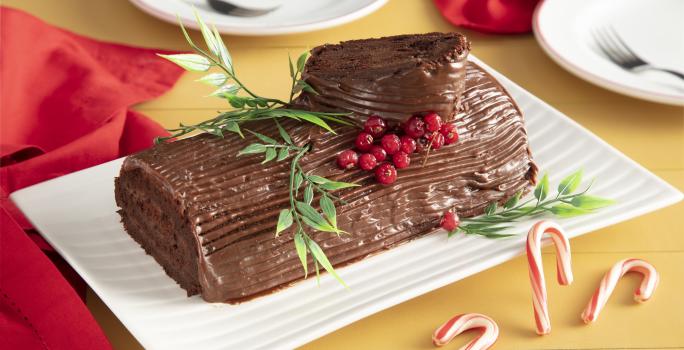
[6,0,683,349]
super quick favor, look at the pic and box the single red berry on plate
[429,132,445,150]
[355,132,374,152]
[336,149,358,170]
[403,115,426,138]
[424,112,442,132]
[440,122,459,145]
[364,115,387,138]
[415,137,429,153]
[400,135,416,154]
[380,134,401,155]
[440,211,460,231]
[392,151,411,169]
[375,162,397,185]
[358,153,377,171]
[370,145,387,162]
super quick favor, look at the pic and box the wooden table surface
[6,0,684,349]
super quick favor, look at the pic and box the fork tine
[593,28,624,64]
[607,27,643,63]
[601,28,632,63]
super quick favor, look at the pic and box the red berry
[374,162,397,185]
[403,115,426,138]
[358,153,377,171]
[440,123,459,145]
[440,211,460,231]
[380,134,401,155]
[355,132,374,152]
[336,150,358,170]
[415,137,429,153]
[424,112,442,132]
[363,115,387,138]
[392,151,411,169]
[400,136,416,154]
[370,145,387,162]
[429,132,445,150]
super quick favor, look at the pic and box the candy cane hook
[526,220,573,335]
[581,258,659,324]
[432,313,499,350]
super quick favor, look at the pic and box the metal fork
[592,27,684,81]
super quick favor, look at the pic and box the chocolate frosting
[116,63,536,303]
[297,33,470,123]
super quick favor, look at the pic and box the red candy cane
[581,258,659,324]
[526,220,573,335]
[432,313,499,350]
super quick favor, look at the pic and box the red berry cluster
[440,210,460,231]
[336,113,459,185]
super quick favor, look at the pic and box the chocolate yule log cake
[115,33,536,303]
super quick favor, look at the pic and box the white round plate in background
[534,0,684,106]
[129,0,387,36]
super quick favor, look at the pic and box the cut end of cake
[305,32,470,79]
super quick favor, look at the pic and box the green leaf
[177,17,196,47]
[295,113,336,134]
[320,195,337,227]
[237,143,266,156]
[288,54,295,78]
[275,121,293,145]
[304,184,314,204]
[194,10,220,57]
[275,209,293,235]
[549,203,592,218]
[301,216,338,233]
[570,195,616,210]
[157,53,210,71]
[206,128,224,138]
[484,202,497,216]
[277,147,289,161]
[307,175,329,184]
[307,238,347,287]
[248,130,277,145]
[296,51,308,73]
[320,181,359,191]
[196,73,227,86]
[227,95,245,108]
[293,80,318,95]
[294,232,308,278]
[504,191,522,209]
[224,121,243,138]
[209,84,239,97]
[534,173,549,202]
[558,169,583,195]
[262,148,277,163]
[211,25,233,72]
[294,172,304,193]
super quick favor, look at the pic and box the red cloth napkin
[0,6,184,349]
[433,0,540,34]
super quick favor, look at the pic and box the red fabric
[0,6,184,349]
[433,0,540,34]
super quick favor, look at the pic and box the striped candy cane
[526,220,573,335]
[581,258,659,324]
[432,313,499,350]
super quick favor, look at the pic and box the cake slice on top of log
[114,33,535,303]
[296,33,470,123]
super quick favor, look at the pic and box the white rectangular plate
[11,57,682,350]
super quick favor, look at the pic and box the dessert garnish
[581,258,659,324]
[156,13,351,144]
[443,169,615,238]
[337,113,460,184]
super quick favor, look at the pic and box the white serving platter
[129,0,387,36]
[534,0,684,106]
[11,56,682,350]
